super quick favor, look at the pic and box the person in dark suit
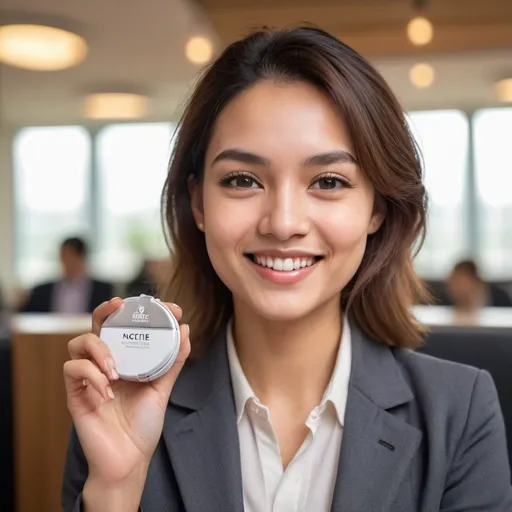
[21,237,113,314]
[445,259,512,311]
[61,27,512,511]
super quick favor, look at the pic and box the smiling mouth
[245,254,323,272]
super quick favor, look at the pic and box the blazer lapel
[331,325,422,512]
[163,328,244,512]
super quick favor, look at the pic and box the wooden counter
[11,314,91,512]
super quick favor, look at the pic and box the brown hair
[162,26,430,359]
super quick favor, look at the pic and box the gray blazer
[62,323,512,511]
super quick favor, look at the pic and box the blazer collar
[349,322,414,410]
[169,325,232,411]
[164,321,420,512]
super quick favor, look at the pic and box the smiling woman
[62,26,512,512]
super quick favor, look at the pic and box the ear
[367,212,384,235]
[367,195,385,235]
[188,175,205,231]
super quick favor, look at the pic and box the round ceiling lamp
[409,63,435,89]
[185,36,213,65]
[494,78,512,103]
[407,16,434,46]
[0,24,87,71]
[84,92,148,120]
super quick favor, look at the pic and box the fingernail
[106,386,115,400]
[110,297,121,302]
[105,357,116,372]
[110,369,119,380]
[172,303,181,310]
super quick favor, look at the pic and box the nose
[258,183,310,241]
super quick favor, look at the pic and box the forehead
[206,80,354,161]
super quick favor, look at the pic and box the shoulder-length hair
[162,26,429,359]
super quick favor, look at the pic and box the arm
[62,427,146,512]
[19,284,49,313]
[61,427,89,512]
[441,370,512,511]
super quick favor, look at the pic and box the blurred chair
[419,327,512,474]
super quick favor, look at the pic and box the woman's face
[191,80,382,322]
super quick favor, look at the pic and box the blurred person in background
[125,259,159,297]
[446,259,512,312]
[125,258,173,297]
[62,27,512,512]
[20,237,113,314]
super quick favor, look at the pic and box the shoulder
[90,279,113,290]
[393,347,499,429]
[394,347,481,390]
[31,281,56,293]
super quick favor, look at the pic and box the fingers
[64,359,115,402]
[68,333,119,381]
[91,297,124,335]
[152,323,191,398]
[164,302,182,322]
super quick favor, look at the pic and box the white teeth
[253,255,316,271]
[283,258,294,271]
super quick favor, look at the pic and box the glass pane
[407,110,470,278]
[473,108,512,278]
[94,123,174,282]
[13,126,91,287]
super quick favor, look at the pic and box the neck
[232,297,343,408]
[64,270,86,282]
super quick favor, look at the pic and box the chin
[240,290,328,323]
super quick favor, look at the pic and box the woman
[62,27,512,511]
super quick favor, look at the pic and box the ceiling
[0,0,220,126]
[0,0,511,127]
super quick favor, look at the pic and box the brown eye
[220,172,261,189]
[232,175,257,188]
[311,176,344,190]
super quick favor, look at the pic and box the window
[407,110,470,278]
[473,108,512,278]
[13,126,91,287]
[93,123,175,282]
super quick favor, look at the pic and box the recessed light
[407,17,434,46]
[83,93,148,120]
[185,37,213,65]
[0,24,87,71]
[409,63,435,89]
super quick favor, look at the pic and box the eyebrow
[212,148,358,167]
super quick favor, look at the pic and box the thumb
[151,324,191,399]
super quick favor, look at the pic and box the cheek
[317,201,373,251]
[202,190,255,260]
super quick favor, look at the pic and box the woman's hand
[63,298,191,489]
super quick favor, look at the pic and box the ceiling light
[185,37,213,65]
[494,78,512,103]
[0,24,87,71]
[409,63,435,89]
[84,93,148,120]
[407,16,433,46]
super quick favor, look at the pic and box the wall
[0,127,15,304]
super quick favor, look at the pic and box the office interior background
[1,0,512,511]
[1,0,512,297]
